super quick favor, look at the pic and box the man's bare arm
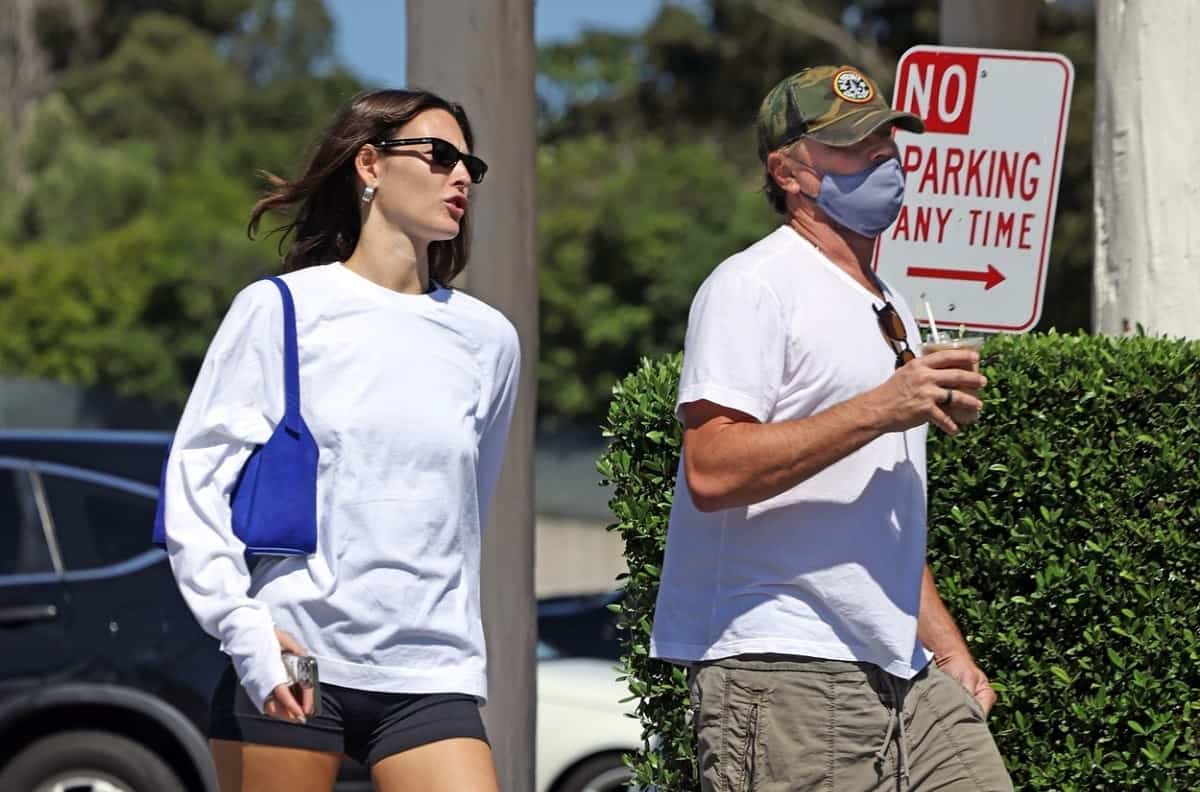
[682,349,985,512]
[682,395,884,511]
[918,563,997,715]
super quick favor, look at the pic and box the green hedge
[598,332,1200,791]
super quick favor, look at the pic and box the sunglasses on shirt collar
[873,301,917,369]
[372,137,489,184]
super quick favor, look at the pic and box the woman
[160,89,518,792]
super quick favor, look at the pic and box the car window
[0,467,54,576]
[537,593,624,662]
[0,436,170,486]
[40,473,156,571]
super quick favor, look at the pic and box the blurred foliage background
[0,0,1096,431]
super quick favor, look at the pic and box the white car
[537,645,642,792]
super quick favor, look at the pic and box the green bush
[599,332,1200,791]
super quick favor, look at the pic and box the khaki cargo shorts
[688,654,1013,792]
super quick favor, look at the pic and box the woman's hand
[262,627,314,722]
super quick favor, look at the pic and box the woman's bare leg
[210,739,343,792]
[370,737,500,792]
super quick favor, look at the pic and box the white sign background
[872,46,1074,333]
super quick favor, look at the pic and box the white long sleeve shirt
[162,262,520,711]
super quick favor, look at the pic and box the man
[650,65,1013,791]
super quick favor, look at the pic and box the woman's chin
[391,216,461,246]
[427,219,462,242]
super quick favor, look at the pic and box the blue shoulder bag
[152,276,319,556]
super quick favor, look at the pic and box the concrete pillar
[407,1,538,788]
[940,0,1039,49]
[1094,0,1200,338]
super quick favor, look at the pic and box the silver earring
[360,185,376,203]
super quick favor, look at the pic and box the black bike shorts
[208,664,488,767]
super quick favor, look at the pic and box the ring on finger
[941,388,954,407]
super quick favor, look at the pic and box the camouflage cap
[756,65,924,160]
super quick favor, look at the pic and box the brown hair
[248,89,476,282]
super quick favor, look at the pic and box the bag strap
[265,276,301,433]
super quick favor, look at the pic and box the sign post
[873,46,1074,333]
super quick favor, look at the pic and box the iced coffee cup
[921,335,984,366]
[921,335,985,425]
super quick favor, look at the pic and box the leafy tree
[65,12,247,144]
[226,0,337,85]
[538,135,773,424]
[0,1,360,408]
[25,137,162,243]
[0,118,20,241]
[535,0,1096,427]
[84,0,257,59]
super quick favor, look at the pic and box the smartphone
[281,651,321,717]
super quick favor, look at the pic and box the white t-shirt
[650,225,933,679]
[162,262,520,710]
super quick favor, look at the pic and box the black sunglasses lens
[463,156,486,183]
[430,141,486,183]
[430,140,460,169]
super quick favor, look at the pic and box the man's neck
[787,212,883,299]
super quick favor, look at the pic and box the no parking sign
[872,46,1074,333]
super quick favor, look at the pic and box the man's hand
[935,651,997,716]
[868,349,987,436]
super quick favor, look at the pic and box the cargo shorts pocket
[719,673,771,792]
[932,666,988,722]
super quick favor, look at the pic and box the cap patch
[832,69,874,103]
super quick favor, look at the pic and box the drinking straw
[923,295,942,343]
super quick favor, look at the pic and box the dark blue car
[0,431,384,791]
[0,430,628,792]
[0,430,225,791]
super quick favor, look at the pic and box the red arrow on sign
[907,264,1006,290]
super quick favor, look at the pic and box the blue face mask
[800,158,906,238]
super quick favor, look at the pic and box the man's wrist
[850,388,890,436]
[932,644,974,666]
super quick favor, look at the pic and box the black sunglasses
[373,137,488,184]
[873,301,916,369]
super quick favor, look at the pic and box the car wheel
[0,730,185,792]
[555,752,633,792]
